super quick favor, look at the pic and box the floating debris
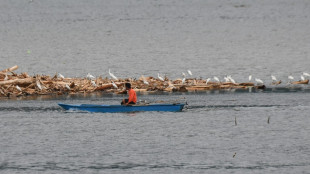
[0,65,309,98]
[291,79,309,84]
[272,80,282,85]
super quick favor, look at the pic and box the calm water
[1,91,310,173]
[1,0,310,173]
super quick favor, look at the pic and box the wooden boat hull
[58,103,185,113]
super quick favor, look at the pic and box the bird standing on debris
[187,70,192,76]
[255,78,264,84]
[182,73,186,84]
[65,84,71,90]
[288,75,294,84]
[271,75,277,81]
[91,80,97,87]
[301,75,305,81]
[288,75,294,80]
[16,85,22,92]
[182,77,186,84]
[249,75,252,81]
[228,76,236,84]
[158,73,164,81]
[214,76,220,82]
[224,77,229,82]
[288,75,294,81]
[112,81,118,89]
[143,80,149,85]
[87,73,95,80]
[303,72,310,77]
[58,73,64,79]
[109,69,118,80]
[206,78,211,84]
[141,75,149,85]
[36,81,42,90]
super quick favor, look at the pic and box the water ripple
[0,106,61,112]
[188,104,288,109]
[1,162,309,171]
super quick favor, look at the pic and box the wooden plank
[1,65,18,73]
[0,77,34,86]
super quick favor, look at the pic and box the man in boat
[121,83,137,105]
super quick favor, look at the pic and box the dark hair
[125,83,131,89]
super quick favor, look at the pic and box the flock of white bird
[181,70,310,86]
[178,70,310,86]
[1,69,120,93]
[54,69,120,91]
[8,70,310,93]
[249,72,310,85]
[56,70,310,92]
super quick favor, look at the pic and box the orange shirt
[128,88,137,104]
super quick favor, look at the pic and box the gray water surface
[1,0,310,173]
[1,0,310,80]
[1,91,310,173]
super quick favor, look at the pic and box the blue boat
[58,103,185,113]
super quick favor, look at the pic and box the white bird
[58,73,64,79]
[91,80,97,87]
[213,76,220,82]
[271,75,277,81]
[182,72,186,77]
[86,73,95,80]
[227,75,236,83]
[143,80,149,85]
[112,81,118,89]
[229,77,236,84]
[36,81,42,90]
[288,75,294,80]
[141,75,149,85]
[109,69,118,80]
[65,84,71,90]
[158,73,164,81]
[249,75,252,81]
[206,78,211,84]
[255,78,264,84]
[187,70,192,76]
[224,76,229,82]
[16,85,22,92]
[301,75,305,81]
[303,72,310,77]
[4,73,8,81]
[182,78,186,84]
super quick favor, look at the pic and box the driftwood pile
[0,65,308,98]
